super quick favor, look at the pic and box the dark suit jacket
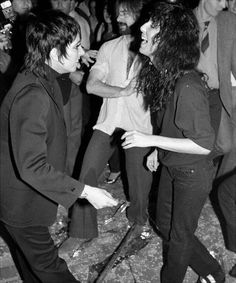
[0,67,84,227]
[215,11,236,154]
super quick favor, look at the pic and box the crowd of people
[0,0,235,282]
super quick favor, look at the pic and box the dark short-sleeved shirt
[159,71,215,167]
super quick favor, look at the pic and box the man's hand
[146,149,159,172]
[69,70,85,85]
[81,185,118,209]
[81,50,98,67]
[121,130,152,149]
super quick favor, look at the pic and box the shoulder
[217,11,236,37]
[175,71,208,101]
[176,71,205,91]
[11,71,48,104]
[70,11,89,28]
[100,35,127,49]
[217,11,236,23]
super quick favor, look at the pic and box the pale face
[203,0,227,17]
[116,4,136,34]
[50,34,85,73]
[12,0,32,15]
[228,0,236,13]
[50,0,71,15]
[103,5,111,24]
[139,20,160,62]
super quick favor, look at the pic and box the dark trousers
[69,130,152,238]
[109,146,121,173]
[4,224,80,283]
[218,173,236,253]
[157,161,221,283]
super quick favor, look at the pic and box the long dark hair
[24,10,80,78]
[137,2,200,112]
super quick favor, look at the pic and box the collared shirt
[194,5,219,89]
[91,35,152,135]
[159,71,215,166]
[231,72,236,86]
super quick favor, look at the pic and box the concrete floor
[1,169,236,283]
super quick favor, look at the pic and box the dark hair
[24,10,81,78]
[116,0,146,20]
[136,1,200,112]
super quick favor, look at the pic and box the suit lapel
[38,76,64,119]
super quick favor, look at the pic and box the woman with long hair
[122,2,225,283]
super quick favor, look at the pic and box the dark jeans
[4,224,79,283]
[157,160,221,283]
[218,172,236,253]
[69,130,152,238]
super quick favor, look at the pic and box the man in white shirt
[60,0,153,255]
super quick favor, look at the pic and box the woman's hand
[146,149,159,172]
[121,130,152,149]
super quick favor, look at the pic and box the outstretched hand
[82,185,118,209]
[121,131,152,149]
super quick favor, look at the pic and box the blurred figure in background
[95,0,118,46]
[88,0,98,36]
[227,0,236,13]
[0,0,36,103]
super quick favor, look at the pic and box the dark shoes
[229,263,236,278]
[127,221,152,240]
[105,172,121,184]
[196,267,225,283]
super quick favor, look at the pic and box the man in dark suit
[194,0,236,282]
[0,10,117,283]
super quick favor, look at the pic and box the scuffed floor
[1,169,236,283]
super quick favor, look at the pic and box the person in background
[59,0,153,256]
[0,10,117,283]
[227,0,236,12]
[193,0,236,163]
[122,2,225,283]
[88,0,98,36]
[78,0,90,18]
[11,0,33,15]
[50,0,98,176]
[217,0,236,279]
[0,0,36,102]
[94,0,121,184]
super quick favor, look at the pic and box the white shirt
[231,72,236,86]
[194,5,219,89]
[91,35,152,135]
